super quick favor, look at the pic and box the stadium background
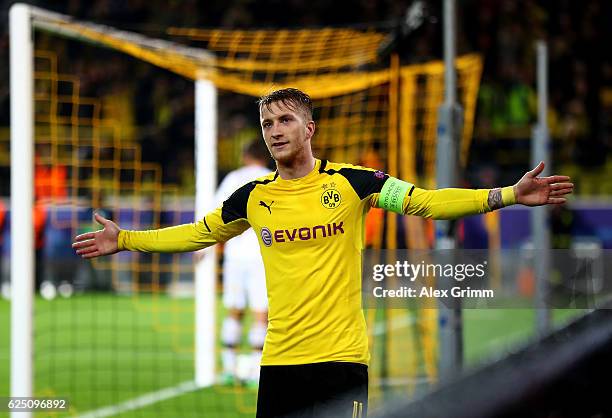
[0,0,611,417]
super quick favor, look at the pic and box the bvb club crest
[320,189,342,209]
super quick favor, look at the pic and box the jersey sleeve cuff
[117,230,126,251]
[501,186,517,206]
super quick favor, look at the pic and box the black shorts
[256,361,368,418]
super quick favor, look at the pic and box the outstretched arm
[72,207,250,259]
[374,162,573,220]
[74,181,257,259]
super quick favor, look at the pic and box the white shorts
[222,257,268,312]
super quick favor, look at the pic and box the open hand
[514,162,574,206]
[72,213,120,259]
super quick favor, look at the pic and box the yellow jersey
[119,159,507,366]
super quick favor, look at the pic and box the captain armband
[378,177,414,214]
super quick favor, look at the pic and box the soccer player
[216,140,270,386]
[73,88,574,418]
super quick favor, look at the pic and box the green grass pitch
[0,294,584,417]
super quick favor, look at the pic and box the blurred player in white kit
[216,140,271,386]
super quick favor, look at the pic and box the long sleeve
[118,206,250,253]
[402,187,491,219]
[368,173,516,220]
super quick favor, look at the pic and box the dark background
[0,0,609,192]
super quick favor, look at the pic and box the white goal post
[9,6,34,414]
[9,5,219,415]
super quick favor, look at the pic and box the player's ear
[305,120,315,140]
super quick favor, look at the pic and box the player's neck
[276,154,316,180]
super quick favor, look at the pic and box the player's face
[260,101,315,165]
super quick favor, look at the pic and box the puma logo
[259,200,274,214]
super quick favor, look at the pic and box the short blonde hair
[258,88,313,121]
